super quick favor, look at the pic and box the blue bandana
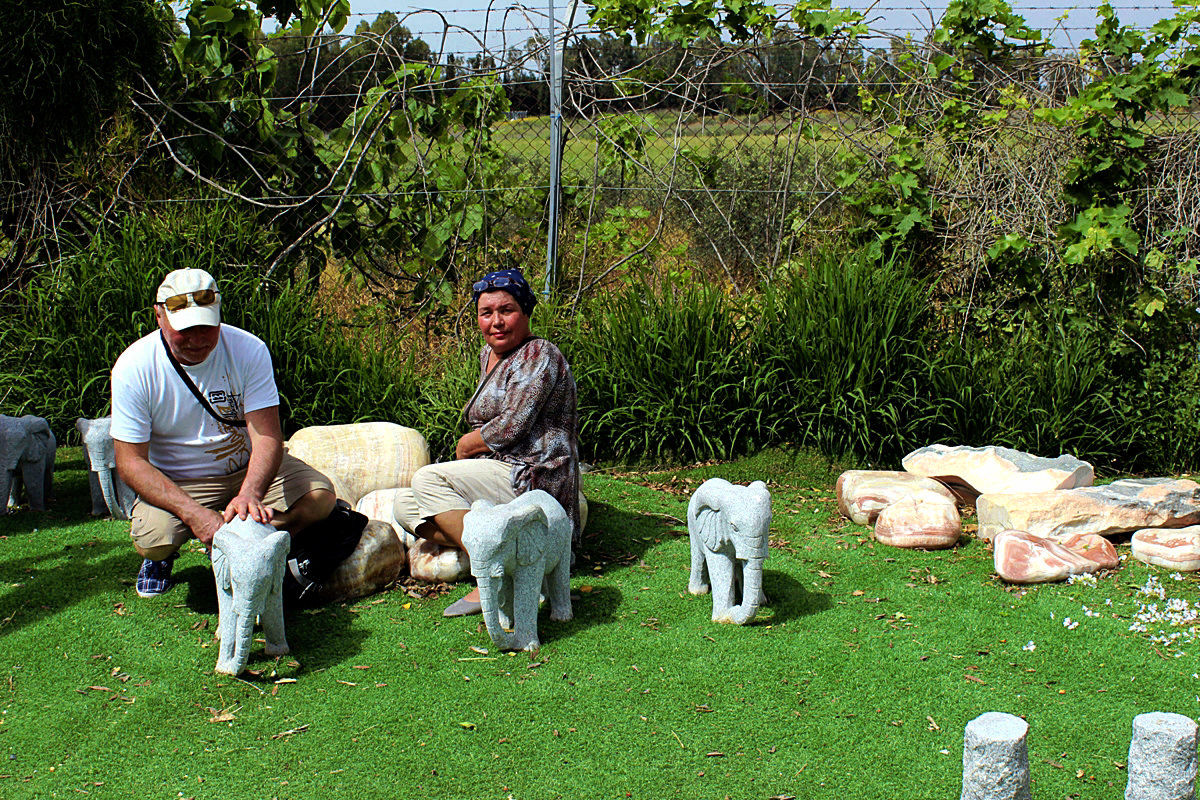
[472,269,537,316]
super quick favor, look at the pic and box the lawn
[1,447,1196,799]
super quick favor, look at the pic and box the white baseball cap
[156,269,221,329]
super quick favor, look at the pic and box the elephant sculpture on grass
[76,417,136,519]
[211,517,290,676]
[0,414,55,513]
[461,490,573,652]
[688,478,772,624]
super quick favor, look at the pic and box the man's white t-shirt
[111,325,280,481]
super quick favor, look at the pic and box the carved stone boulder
[836,470,956,526]
[993,529,1108,584]
[408,539,471,583]
[903,444,1093,501]
[355,488,417,548]
[319,520,407,602]
[284,422,429,506]
[1131,527,1200,571]
[873,491,961,549]
[977,478,1200,541]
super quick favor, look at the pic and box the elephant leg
[86,471,107,516]
[546,558,573,623]
[0,470,13,514]
[688,533,710,595]
[20,459,46,512]
[510,564,543,651]
[261,586,289,657]
[705,552,736,622]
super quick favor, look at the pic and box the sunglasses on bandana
[160,289,218,312]
[472,275,516,293]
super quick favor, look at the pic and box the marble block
[904,444,1093,499]
[977,479,1200,541]
[836,470,956,525]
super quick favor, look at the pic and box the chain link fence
[125,3,1200,321]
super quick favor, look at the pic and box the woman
[394,268,581,616]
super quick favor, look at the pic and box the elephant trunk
[727,556,765,625]
[97,468,122,519]
[477,576,515,651]
[218,613,257,676]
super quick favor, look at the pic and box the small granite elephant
[461,490,573,652]
[76,417,136,519]
[688,478,772,624]
[0,414,55,513]
[211,517,290,676]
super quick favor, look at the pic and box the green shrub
[755,252,935,462]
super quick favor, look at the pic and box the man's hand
[223,492,275,525]
[193,508,227,546]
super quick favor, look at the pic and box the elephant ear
[514,505,549,567]
[690,480,731,551]
[696,506,728,551]
[212,547,231,591]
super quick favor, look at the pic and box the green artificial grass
[2,448,1198,798]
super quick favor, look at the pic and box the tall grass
[4,201,1199,472]
[569,284,772,462]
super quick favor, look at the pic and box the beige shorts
[392,458,516,535]
[130,453,333,553]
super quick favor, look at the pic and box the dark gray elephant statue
[687,478,772,624]
[461,490,573,652]
[211,517,290,676]
[76,417,136,519]
[0,414,55,513]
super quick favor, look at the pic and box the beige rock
[873,492,961,549]
[1054,533,1120,569]
[1131,527,1200,571]
[355,489,417,548]
[408,539,471,583]
[903,444,1093,498]
[993,529,1103,584]
[836,470,956,525]
[285,422,430,506]
[977,478,1200,541]
[319,520,406,602]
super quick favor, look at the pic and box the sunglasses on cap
[159,289,218,313]
[472,275,521,293]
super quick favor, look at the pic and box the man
[111,268,336,598]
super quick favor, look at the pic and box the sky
[319,1,1184,56]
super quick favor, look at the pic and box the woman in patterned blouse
[393,268,581,617]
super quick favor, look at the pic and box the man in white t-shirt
[111,268,335,598]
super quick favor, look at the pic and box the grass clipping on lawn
[0,448,1194,798]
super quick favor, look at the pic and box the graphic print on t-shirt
[206,388,249,472]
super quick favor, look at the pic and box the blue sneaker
[136,558,174,598]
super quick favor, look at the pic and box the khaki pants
[392,458,517,536]
[130,453,333,555]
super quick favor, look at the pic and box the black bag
[283,501,368,606]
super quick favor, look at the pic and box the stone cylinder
[1126,712,1198,800]
[961,712,1032,800]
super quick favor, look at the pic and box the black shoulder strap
[160,331,247,428]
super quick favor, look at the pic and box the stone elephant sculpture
[461,490,573,652]
[688,478,772,624]
[76,417,136,519]
[211,517,290,676]
[0,414,55,513]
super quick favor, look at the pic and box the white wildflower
[1022,641,1036,652]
